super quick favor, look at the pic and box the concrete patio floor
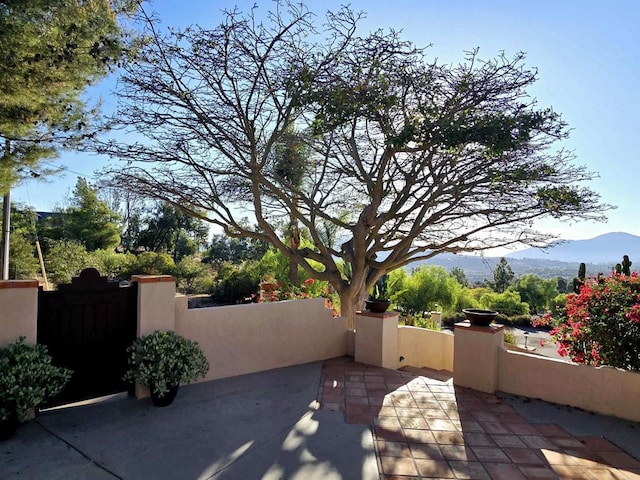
[1,357,639,479]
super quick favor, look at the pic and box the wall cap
[356,310,399,319]
[131,275,176,284]
[454,322,505,334]
[0,280,39,289]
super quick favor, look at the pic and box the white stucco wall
[175,297,348,381]
[497,347,640,422]
[398,326,454,372]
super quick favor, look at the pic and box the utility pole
[1,139,10,280]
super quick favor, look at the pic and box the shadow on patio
[319,356,640,479]
[1,361,378,480]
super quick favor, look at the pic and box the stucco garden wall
[174,296,348,381]
[0,280,39,346]
[497,347,640,422]
[453,323,640,423]
[398,326,454,372]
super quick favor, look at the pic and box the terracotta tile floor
[317,357,640,480]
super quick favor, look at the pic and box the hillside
[408,232,639,283]
[505,232,640,264]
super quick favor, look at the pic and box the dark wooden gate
[37,268,138,407]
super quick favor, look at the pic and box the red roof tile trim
[131,275,176,284]
[0,280,39,289]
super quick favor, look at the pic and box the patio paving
[2,357,639,479]
[318,357,640,480]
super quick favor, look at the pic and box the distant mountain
[407,232,639,283]
[410,254,597,283]
[505,232,640,264]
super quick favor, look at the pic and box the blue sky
[13,0,640,245]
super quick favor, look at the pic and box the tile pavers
[318,357,640,480]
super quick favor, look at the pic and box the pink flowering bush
[548,273,640,370]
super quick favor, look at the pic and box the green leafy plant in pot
[365,275,392,313]
[124,331,209,407]
[0,337,72,441]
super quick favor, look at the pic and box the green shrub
[124,331,209,398]
[0,338,72,422]
[133,252,175,275]
[503,328,517,345]
[210,262,260,304]
[441,312,467,327]
[403,312,441,330]
[46,239,90,285]
[479,290,530,316]
[173,257,209,294]
[88,250,135,280]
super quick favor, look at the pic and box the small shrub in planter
[0,337,72,440]
[124,331,209,406]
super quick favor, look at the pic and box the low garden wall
[175,296,348,381]
[398,326,454,372]
[453,323,640,423]
[497,347,640,422]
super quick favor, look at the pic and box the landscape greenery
[94,1,608,327]
[3,1,638,372]
[3,177,571,317]
[4,178,639,371]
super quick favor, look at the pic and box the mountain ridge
[410,232,639,283]
[504,232,640,264]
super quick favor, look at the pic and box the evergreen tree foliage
[491,258,515,293]
[40,177,121,251]
[0,0,139,192]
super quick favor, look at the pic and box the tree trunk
[339,289,368,330]
[288,258,298,285]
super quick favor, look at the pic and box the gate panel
[37,268,138,407]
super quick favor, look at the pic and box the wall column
[130,275,176,400]
[453,322,504,393]
[355,310,399,369]
[0,280,39,346]
[131,275,177,337]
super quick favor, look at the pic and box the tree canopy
[40,177,121,251]
[0,0,138,193]
[97,2,609,324]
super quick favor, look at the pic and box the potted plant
[365,275,392,313]
[0,337,72,441]
[124,331,209,407]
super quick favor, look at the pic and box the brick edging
[0,280,39,289]
[130,275,176,284]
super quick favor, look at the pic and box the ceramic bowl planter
[462,308,499,326]
[364,299,392,313]
[124,331,210,407]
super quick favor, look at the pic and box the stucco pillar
[0,280,39,346]
[131,275,177,336]
[130,275,176,399]
[355,310,399,369]
[453,322,504,393]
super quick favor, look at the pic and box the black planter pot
[462,308,499,326]
[364,299,392,313]
[150,384,179,407]
[0,404,19,442]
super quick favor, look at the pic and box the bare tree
[97,2,609,325]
